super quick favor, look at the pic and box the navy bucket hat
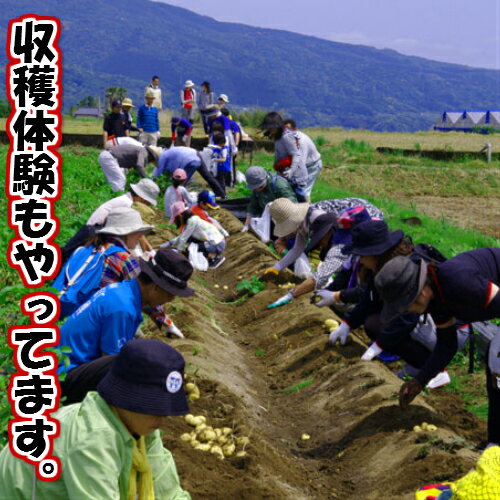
[98,338,189,416]
[342,220,404,256]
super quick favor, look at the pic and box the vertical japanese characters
[5,15,62,481]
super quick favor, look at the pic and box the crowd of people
[0,77,498,499]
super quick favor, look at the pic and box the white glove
[313,290,337,308]
[361,342,383,361]
[328,321,351,345]
[166,323,184,339]
[221,229,229,237]
[241,225,249,233]
[160,240,172,249]
[144,249,156,260]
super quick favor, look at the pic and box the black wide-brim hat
[305,213,338,253]
[139,248,195,298]
[98,338,189,416]
[342,220,404,256]
[376,257,428,324]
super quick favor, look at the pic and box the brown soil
[400,195,500,239]
[146,209,484,500]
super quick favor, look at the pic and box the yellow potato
[223,285,229,290]
[214,428,222,438]
[190,439,200,448]
[184,414,196,426]
[180,433,192,442]
[221,427,233,435]
[413,425,422,432]
[188,392,200,402]
[236,451,247,458]
[222,443,236,457]
[324,319,339,329]
[427,424,438,432]
[214,284,219,289]
[301,434,311,441]
[236,436,250,447]
[238,276,243,280]
[195,443,211,452]
[218,435,228,445]
[195,423,207,434]
[421,422,429,431]
[210,445,225,459]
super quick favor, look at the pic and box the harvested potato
[236,436,250,447]
[200,429,217,442]
[301,434,311,441]
[324,319,339,330]
[185,382,196,393]
[214,284,220,289]
[195,443,211,452]
[190,439,200,448]
[221,427,233,436]
[210,445,225,459]
[184,414,196,426]
[222,443,236,457]
[427,424,438,432]
[180,433,192,442]
[413,425,422,432]
[238,276,243,280]
[214,428,222,438]
[218,435,228,445]
[223,285,229,290]
[421,422,429,431]
[236,451,247,458]
[195,423,207,434]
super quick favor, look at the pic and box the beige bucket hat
[269,198,309,237]
[96,207,154,236]
[130,178,160,206]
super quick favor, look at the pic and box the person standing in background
[103,99,129,148]
[181,80,196,122]
[198,81,216,135]
[137,91,160,146]
[145,75,163,110]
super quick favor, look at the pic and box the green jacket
[0,392,191,500]
[246,174,298,217]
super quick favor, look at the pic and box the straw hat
[122,97,135,108]
[145,90,156,98]
[269,198,309,238]
[96,207,153,236]
[146,146,163,161]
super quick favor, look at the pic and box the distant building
[73,107,104,119]
[434,110,500,132]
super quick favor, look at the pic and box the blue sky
[158,0,500,69]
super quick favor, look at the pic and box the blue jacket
[59,280,143,372]
[137,105,159,133]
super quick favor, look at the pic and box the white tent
[434,110,500,131]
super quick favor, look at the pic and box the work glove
[328,321,351,346]
[361,342,383,361]
[267,291,294,309]
[143,249,156,260]
[241,225,249,233]
[399,378,423,409]
[312,290,337,308]
[263,267,279,276]
[166,322,184,339]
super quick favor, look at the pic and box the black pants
[216,171,231,196]
[61,355,117,405]
[197,160,225,198]
[366,312,433,368]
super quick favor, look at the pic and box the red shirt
[183,89,194,109]
[190,205,212,224]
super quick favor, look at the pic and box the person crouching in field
[57,248,194,405]
[165,202,226,270]
[0,338,192,500]
[375,247,500,447]
[190,190,229,238]
[164,169,195,219]
[98,143,162,192]
[171,116,193,147]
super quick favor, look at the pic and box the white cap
[218,94,229,103]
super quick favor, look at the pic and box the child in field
[190,190,229,237]
[166,201,226,269]
[211,133,232,196]
[171,116,193,147]
[164,168,194,219]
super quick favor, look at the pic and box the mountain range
[1,0,499,131]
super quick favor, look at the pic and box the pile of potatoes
[413,422,438,433]
[180,414,250,460]
[277,282,295,289]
